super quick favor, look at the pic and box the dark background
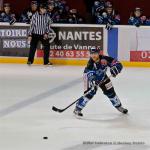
[3,0,150,24]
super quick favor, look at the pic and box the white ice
[0,64,150,150]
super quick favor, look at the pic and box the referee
[27,3,53,65]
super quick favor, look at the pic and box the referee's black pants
[28,34,50,65]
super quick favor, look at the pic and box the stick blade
[52,106,63,113]
[52,106,58,112]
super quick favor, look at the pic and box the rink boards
[0,23,150,67]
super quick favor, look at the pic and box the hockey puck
[43,136,48,139]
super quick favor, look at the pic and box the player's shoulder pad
[100,55,113,61]
[101,55,117,65]
[111,60,123,68]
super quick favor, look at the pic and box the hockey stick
[52,98,80,113]
[52,75,112,113]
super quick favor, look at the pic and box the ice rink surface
[0,64,150,150]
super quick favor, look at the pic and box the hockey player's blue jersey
[96,12,120,25]
[84,55,122,75]
[0,12,15,22]
[128,16,143,26]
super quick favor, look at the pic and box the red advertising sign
[37,49,90,58]
[130,51,150,62]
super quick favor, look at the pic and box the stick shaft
[52,75,112,113]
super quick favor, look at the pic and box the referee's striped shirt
[28,11,53,36]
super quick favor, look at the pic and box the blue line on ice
[0,78,82,118]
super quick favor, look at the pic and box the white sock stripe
[112,68,117,76]
[114,66,120,74]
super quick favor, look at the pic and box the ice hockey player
[74,48,128,117]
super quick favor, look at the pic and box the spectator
[92,0,105,18]
[95,3,120,29]
[67,9,84,24]
[0,3,16,24]
[52,7,67,23]
[20,1,38,24]
[105,2,120,24]
[51,5,68,23]
[128,7,146,27]
[1,0,84,24]
[59,0,70,15]
[47,1,55,20]
[145,16,150,26]
[47,0,84,24]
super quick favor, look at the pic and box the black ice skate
[73,108,83,117]
[27,61,32,66]
[117,106,128,114]
[44,62,53,66]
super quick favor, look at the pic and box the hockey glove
[135,23,140,27]
[105,19,113,30]
[110,62,123,77]
[106,22,113,30]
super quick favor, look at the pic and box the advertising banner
[50,26,103,50]
[37,26,104,59]
[130,51,150,62]
[37,49,90,59]
[0,24,104,59]
[0,25,30,57]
